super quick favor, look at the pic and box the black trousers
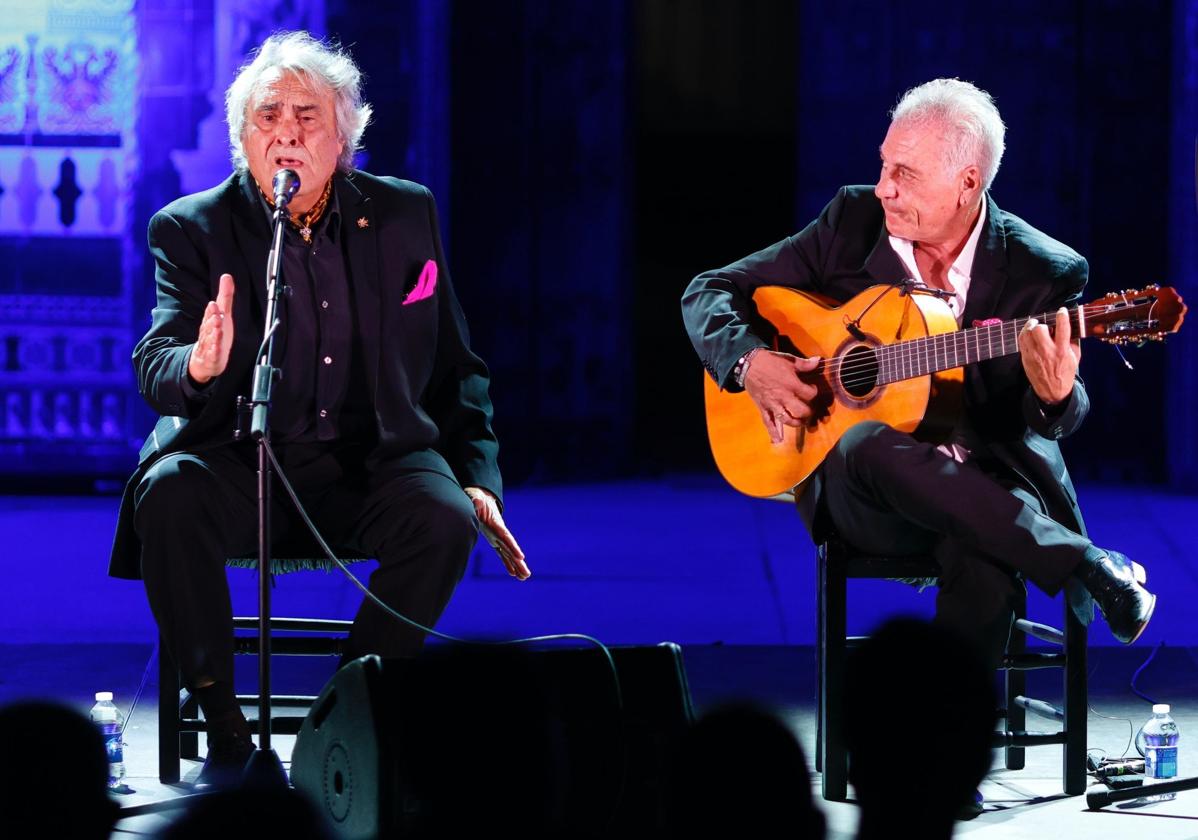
[134,440,478,689]
[818,421,1098,666]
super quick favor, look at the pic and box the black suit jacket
[109,170,501,579]
[682,186,1091,544]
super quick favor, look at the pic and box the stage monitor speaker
[291,642,694,839]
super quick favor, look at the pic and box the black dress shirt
[265,190,373,444]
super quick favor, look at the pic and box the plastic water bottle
[89,691,126,789]
[1142,703,1180,780]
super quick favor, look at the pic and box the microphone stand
[1087,773,1198,809]
[118,179,295,820]
[240,188,294,788]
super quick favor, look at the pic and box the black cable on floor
[1129,641,1162,705]
[122,641,159,738]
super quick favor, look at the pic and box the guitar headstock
[1082,285,1187,344]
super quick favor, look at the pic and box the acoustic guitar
[704,283,1187,499]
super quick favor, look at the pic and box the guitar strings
[829,317,1062,390]
[824,305,1142,390]
[799,301,1147,388]
[811,313,1052,382]
[830,318,1029,386]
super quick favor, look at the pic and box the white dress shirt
[886,202,988,462]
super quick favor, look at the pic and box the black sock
[194,681,239,722]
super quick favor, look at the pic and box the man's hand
[1019,307,1080,405]
[464,486,530,580]
[188,273,236,384]
[743,350,822,444]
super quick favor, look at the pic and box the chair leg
[815,551,823,774]
[180,691,199,761]
[1004,592,1027,771]
[1063,604,1088,795]
[814,645,823,773]
[157,634,181,784]
[819,544,849,801]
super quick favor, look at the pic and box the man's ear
[959,165,981,206]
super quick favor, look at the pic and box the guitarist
[682,78,1154,666]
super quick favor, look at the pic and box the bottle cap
[95,691,113,702]
[1153,703,1170,715]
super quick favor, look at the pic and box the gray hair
[225,31,372,173]
[890,78,1006,190]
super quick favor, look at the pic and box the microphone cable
[261,436,631,829]
[261,436,619,684]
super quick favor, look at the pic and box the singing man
[109,31,529,787]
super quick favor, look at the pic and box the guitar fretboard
[875,307,1081,385]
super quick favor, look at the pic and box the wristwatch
[733,346,766,389]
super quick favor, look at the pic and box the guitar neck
[876,306,1080,385]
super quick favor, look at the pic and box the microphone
[272,168,301,207]
[1014,695,1063,722]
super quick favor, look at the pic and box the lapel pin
[357,216,369,229]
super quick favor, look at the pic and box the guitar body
[704,284,965,498]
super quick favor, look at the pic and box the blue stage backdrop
[0,0,1194,489]
[0,1,139,479]
[0,0,1194,654]
[1169,0,1198,492]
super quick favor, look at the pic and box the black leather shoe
[194,714,255,791]
[1076,551,1155,644]
[1106,551,1147,585]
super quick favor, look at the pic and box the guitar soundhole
[839,344,879,398]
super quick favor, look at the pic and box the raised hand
[188,273,235,384]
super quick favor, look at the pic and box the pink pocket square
[404,260,438,304]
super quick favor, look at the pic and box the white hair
[890,78,1006,190]
[225,31,372,173]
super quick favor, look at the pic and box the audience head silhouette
[846,618,996,839]
[664,702,826,838]
[0,700,119,840]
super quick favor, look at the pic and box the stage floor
[3,477,1196,835]
[6,641,1196,838]
[6,476,1198,651]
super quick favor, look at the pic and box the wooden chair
[156,553,362,784]
[815,538,1088,801]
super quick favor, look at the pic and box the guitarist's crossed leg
[820,420,1118,666]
